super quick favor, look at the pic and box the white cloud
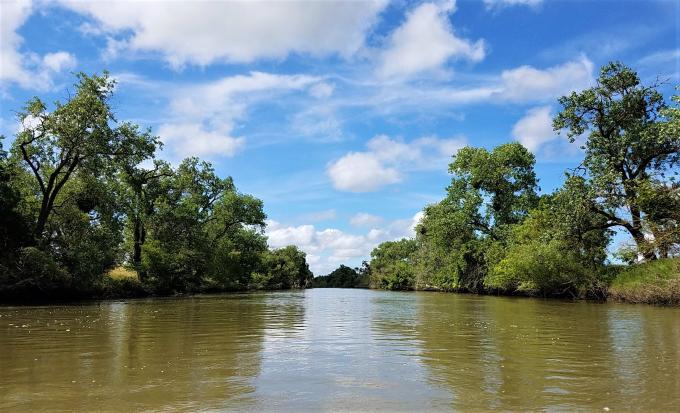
[158,71,322,160]
[511,105,587,159]
[347,57,595,120]
[41,52,76,73]
[58,0,387,67]
[484,0,543,10]
[327,152,401,192]
[350,213,384,227]
[378,1,485,78]
[327,134,466,192]
[0,0,76,90]
[512,106,556,152]
[499,56,593,102]
[266,211,423,275]
[157,123,245,159]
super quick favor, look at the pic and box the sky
[1,0,678,275]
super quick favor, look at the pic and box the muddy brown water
[1,289,679,411]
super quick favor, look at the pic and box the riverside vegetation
[1,62,678,305]
[0,73,313,301]
[367,62,680,305]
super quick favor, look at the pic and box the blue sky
[1,0,678,274]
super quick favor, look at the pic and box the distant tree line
[0,73,313,300]
[311,263,370,288]
[368,63,680,298]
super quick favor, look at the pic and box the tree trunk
[630,226,656,262]
[628,197,656,261]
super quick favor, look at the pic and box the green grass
[608,258,680,305]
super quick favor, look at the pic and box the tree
[370,239,417,290]
[485,184,612,297]
[256,246,313,290]
[415,142,539,291]
[553,62,680,259]
[142,158,266,291]
[118,159,173,279]
[0,138,31,253]
[312,265,362,288]
[12,73,158,243]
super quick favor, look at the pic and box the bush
[142,239,204,293]
[485,239,597,297]
[98,276,148,299]
[0,247,71,298]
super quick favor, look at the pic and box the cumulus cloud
[0,0,76,90]
[266,212,423,275]
[378,1,485,78]
[327,152,401,192]
[512,106,556,152]
[512,105,586,159]
[327,134,467,192]
[158,71,322,160]
[58,0,387,67]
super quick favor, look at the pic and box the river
[1,289,679,411]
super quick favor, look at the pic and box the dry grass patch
[107,266,139,281]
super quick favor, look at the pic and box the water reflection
[0,295,268,411]
[412,294,680,411]
[1,290,679,411]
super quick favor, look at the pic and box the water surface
[1,289,679,411]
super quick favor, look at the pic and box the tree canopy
[0,73,313,300]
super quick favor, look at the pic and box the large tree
[553,62,680,259]
[12,73,158,243]
[446,142,539,238]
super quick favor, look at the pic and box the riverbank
[3,260,679,306]
[0,266,307,304]
[607,258,680,305]
[369,258,680,307]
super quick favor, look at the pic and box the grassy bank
[608,258,680,305]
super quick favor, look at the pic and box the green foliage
[312,264,367,288]
[414,143,538,291]
[140,157,268,292]
[486,239,594,296]
[0,247,71,297]
[0,139,32,253]
[207,228,268,290]
[370,239,417,290]
[0,72,313,300]
[449,143,539,232]
[255,246,313,290]
[553,62,680,259]
[484,196,610,297]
